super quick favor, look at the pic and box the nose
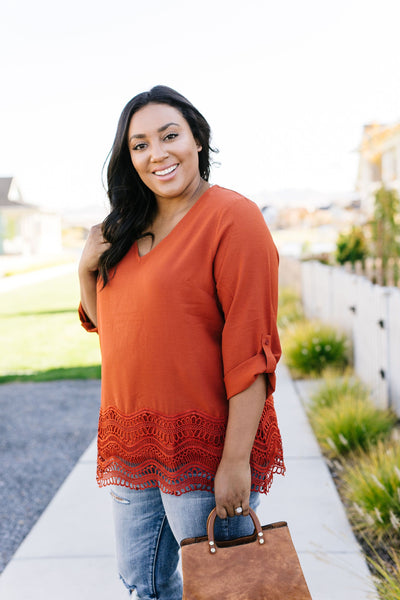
[150,140,168,163]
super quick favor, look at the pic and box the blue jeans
[110,486,260,599]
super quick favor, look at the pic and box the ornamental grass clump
[368,547,400,600]
[342,439,400,543]
[277,287,304,330]
[308,394,396,459]
[283,321,349,378]
[309,371,368,411]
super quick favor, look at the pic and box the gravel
[0,379,101,573]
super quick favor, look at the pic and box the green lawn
[0,272,101,383]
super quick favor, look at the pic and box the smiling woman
[93,86,214,288]
[127,103,209,257]
[127,105,203,201]
[78,85,284,599]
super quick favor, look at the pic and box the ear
[196,143,202,152]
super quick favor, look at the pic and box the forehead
[128,103,188,135]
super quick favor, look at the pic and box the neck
[155,178,210,220]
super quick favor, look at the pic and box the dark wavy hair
[98,85,215,285]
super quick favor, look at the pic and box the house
[0,177,62,255]
[356,121,400,213]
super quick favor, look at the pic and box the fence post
[353,279,389,409]
[387,287,400,415]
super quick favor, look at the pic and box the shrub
[277,288,304,330]
[342,439,400,543]
[283,321,349,377]
[308,394,396,459]
[336,226,368,266]
[368,547,400,599]
[309,371,368,410]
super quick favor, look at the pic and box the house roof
[0,177,35,208]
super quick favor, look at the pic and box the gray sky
[1,0,400,210]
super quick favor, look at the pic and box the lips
[153,164,178,177]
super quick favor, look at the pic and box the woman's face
[127,103,202,203]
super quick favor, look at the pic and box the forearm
[221,374,266,464]
[214,374,267,518]
[79,267,98,327]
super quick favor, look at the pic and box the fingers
[215,497,250,519]
[214,460,251,520]
[80,224,111,273]
[90,224,110,248]
[215,496,239,518]
[241,500,250,517]
[216,505,228,519]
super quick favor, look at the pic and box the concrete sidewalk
[0,262,77,293]
[0,365,378,599]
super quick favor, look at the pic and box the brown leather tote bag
[180,507,312,599]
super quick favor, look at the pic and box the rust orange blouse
[79,185,285,494]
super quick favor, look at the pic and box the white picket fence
[300,260,400,416]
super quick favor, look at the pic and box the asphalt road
[0,379,100,573]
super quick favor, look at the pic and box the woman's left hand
[213,375,266,520]
[213,458,251,519]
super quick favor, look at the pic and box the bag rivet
[210,547,216,553]
[209,541,215,546]
[258,532,263,537]
[259,538,265,544]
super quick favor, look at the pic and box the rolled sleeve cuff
[224,335,278,400]
[78,303,98,333]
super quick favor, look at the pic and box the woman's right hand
[79,224,110,274]
[78,224,110,327]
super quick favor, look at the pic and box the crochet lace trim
[96,399,285,495]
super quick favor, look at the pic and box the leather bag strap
[206,507,265,554]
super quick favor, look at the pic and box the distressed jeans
[110,485,260,599]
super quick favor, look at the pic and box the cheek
[181,142,201,165]
[130,154,145,175]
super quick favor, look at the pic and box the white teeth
[154,165,177,176]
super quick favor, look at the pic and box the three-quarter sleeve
[213,197,281,399]
[78,303,98,333]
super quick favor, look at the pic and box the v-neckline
[135,185,215,260]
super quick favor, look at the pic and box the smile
[153,164,178,176]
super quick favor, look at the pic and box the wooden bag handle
[206,507,265,554]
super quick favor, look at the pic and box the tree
[336,226,368,267]
[370,186,400,285]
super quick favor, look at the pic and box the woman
[79,85,285,599]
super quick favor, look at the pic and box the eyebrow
[129,122,181,142]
